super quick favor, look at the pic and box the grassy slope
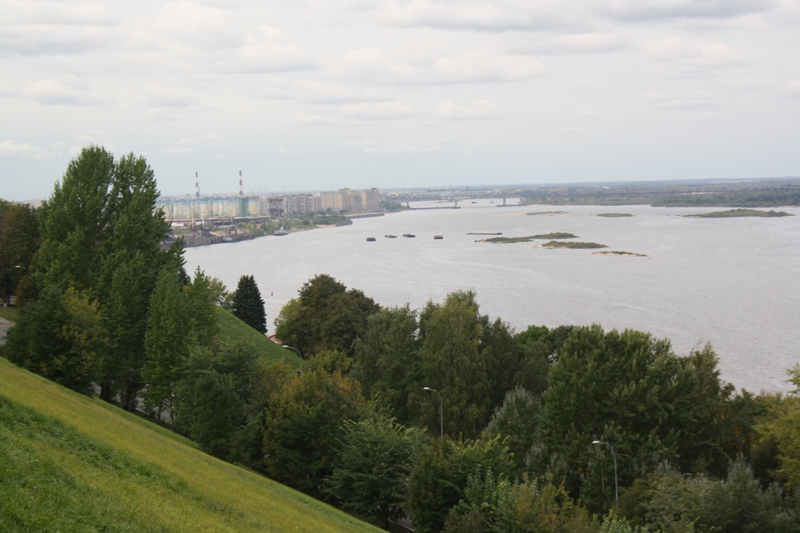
[216,308,303,369]
[0,358,378,533]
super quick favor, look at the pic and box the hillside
[217,308,303,369]
[0,357,378,533]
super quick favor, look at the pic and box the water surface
[185,201,800,393]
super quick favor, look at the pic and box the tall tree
[231,274,266,334]
[0,201,40,305]
[416,291,490,438]
[274,274,379,356]
[9,146,177,404]
[263,369,367,498]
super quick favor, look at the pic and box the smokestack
[239,170,243,197]
[195,172,199,198]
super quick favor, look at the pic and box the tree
[274,274,379,356]
[142,267,219,420]
[406,435,514,533]
[326,413,423,528]
[537,326,738,510]
[0,201,40,305]
[484,387,542,472]
[11,146,177,408]
[416,291,490,438]
[175,341,260,460]
[263,369,367,499]
[231,274,266,334]
[352,305,422,426]
[5,286,105,395]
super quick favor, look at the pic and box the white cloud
[644,38,746,76]
[783,80,800,99]
[381,1,569,32]
[163,133,229,154]
[0,140,58,159]
[606,0,777,21]
[434,100,500,120]
[644,89,718,110]
[341,101,414,120]
[24,77,109,106]
[334,47,544,85]
[344,139,441,154]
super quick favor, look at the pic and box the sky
[1,0,799,201]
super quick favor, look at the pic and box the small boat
[434,235,443,240]
[402,234,416,238]
[385,234,397,238]
[274,227,287,236]
[366,237,376,242]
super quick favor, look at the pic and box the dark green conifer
[231,274,266,334]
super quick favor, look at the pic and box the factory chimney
[195,172,199,198]
[239,170,243,196]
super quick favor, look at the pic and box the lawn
[0,358,378,533]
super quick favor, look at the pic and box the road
[0,317,12,345]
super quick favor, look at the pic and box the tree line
[3,147,800,532]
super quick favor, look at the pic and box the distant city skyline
[2,0,799,202]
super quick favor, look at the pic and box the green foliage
[406,435,514,533]
[540,241,607,249]
[175,342,261,460]
[0,357,384,533]
[326,413,424,528]
[757,366,800,491]
[0,201,40,305]
[417,291,489,437]
[352,305,422,424]
[620,461,796,533]
[444,470,598,533]
[5,286,104,395]
[263,369,367,498]
[275,274,379,357]
[485,387,542,471]
[232,274,267,334]
[688,208,793,218]
[538,327,738,510]
[480,233,578,243]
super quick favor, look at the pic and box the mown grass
[216,308,303,369]
[0,358,379,533]
[688,208,793,218]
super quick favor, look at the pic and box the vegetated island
[594,250,648,257]
[479,233,577,243]
[539,240,607,249]
[526,211,568,216]
[687,208,794,218]
[596,213,633,217]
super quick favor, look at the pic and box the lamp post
[592,440,618,507]
[423,386,443,439]
[282,345,303,360]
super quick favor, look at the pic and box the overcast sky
[1,0,799,201]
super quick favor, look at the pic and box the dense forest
[3,147,800,532]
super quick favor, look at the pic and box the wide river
[185,201,800,393]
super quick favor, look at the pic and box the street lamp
[423,386,443,439]
[592,440,618,507]
[282,345,303,359]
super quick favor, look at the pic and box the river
[184,201,800,393]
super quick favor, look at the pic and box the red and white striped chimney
[239,170,243,196]
[195,172,199,198]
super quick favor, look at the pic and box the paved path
[0,317,12,345]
